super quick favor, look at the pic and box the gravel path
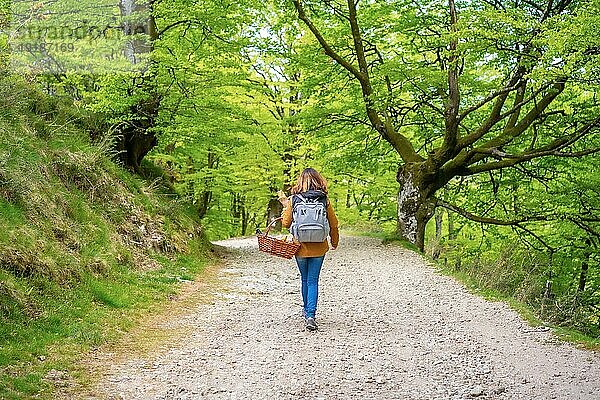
[95,236,600,400]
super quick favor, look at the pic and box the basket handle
[264,217,283,236]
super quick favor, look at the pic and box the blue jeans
[295,256,325,319]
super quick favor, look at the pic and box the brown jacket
[282,197,339,258]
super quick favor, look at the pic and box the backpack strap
[321,196,328,208]
[292,193,328,210]
[291,194,302,211]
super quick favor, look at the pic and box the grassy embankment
[0,76,212,399]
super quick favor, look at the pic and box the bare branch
[157,19,192,37]
[569,218,600,239]
[437,200,547,225]
[476,146,600,160]
[513,223,555,252]
[458,82,522,122]
[521,0,545,13]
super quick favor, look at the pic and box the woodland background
[0,0,598,397]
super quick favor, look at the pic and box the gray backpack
[291,192,330,243]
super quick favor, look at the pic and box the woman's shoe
[305,317,318,331]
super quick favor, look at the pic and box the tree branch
[455,78,568,170]
[157,19,192,38]
[456,67,528,150]
[457,82,522,123]
[500,79,566,142]
[569,218,600,239]
[294,0,422,163]
[439,0,460,162]
[347,0,369,78]
[503,80,528,131]
[464,116,600,174]
[513,223,556,252]
[292,0,362,81]
[437,200,547,225]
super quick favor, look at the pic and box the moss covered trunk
[396,164,436,252]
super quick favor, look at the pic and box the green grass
[0,200,25,225]
[0,75,212,399]
[553,327,600,350]
[417,211,600,347]
[0,241,209,400]
[438,268,543,325]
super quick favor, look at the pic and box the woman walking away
[278,168,339,331]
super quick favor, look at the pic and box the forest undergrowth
[0,75,211,400]
[423,216,600,348]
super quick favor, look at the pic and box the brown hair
[291,168,328,195]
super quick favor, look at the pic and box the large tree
[291,0,600,250]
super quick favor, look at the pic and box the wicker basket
[257,217,300,259]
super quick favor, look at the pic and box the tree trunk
[241,205,249,236]
[266,198,283,231]
[115,104,159,172]
[119,0,156,64]
[115,0,159,172]
[396,164,436,251]
[197,151,216,219]
[578,239,592,292]
[232,193,250,235]
[448,210,456,240]
[430,209,443,260]
[435,210,443,241]
[197,190,212,219]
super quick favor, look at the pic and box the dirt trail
[92,236,600,400]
